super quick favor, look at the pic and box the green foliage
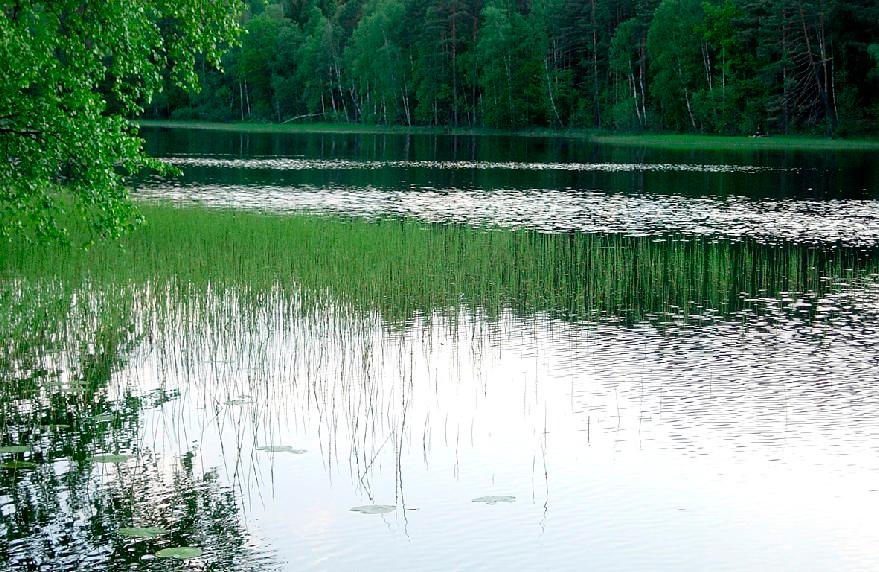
[0,1,242,242]
[647,0,705,131]
[346,0,410,124]
[609,18,647,129]
[477,1,547,128]
[132,1,879,137]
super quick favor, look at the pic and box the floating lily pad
[0,445,32,454]
[472,495,516,504]
[41,424,70,431]
[91,453,135,464]
[1,460,37,470]
[118,527,169,539]
[155,547,202,559]
[92,413,115,423]
[40,423,70,431]
[350,504,395,514]
[255,445,306,454]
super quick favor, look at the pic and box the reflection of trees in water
[0,284,276,571]
[2,450,273,570]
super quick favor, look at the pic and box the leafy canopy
[0,1,242,243]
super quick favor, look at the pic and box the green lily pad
[41,424,70,431]
[0,445,32,454]
[118,527,169,539]
[1,460,37,470]
[472,495,516,504]
[155,547,202,559]
[255,445,306,454]
[350,504,395,514]
[91,453,135,464]
[92,413,114,423]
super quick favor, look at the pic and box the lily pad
[91,453,135,464]
[118,527,169,539]
[155,547,202,559]
[350,504,396,514]
[255,445,306,454]
[472,495,516,505]
[0,445,32,454]
[1,460,37,470]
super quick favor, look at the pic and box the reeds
[2,204,874,326]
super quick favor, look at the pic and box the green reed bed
[1,204,876,495]
[1,204,875,327]
[4,203,874,449]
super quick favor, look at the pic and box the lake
[2,127,879,571]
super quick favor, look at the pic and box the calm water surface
[2,128,879,571]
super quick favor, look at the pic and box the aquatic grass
[1,205,877,329]
[1,204,875,571]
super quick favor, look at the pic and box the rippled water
[3,128,879,571]
[140,182,879,245]
[164,155,781,173]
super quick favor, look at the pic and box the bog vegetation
[150,0,879,136]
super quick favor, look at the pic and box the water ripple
[138,183,879,246]
[163,156,781,174]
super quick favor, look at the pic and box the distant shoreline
[135,120,879,152]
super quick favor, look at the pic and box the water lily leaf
[41,424,70,431]
[118,527,169,539]
[255,445,306,454]
[0,445,32,454]
[350,504,395,514]
[155,547,202,559]
[472,495,516,504]
[91,454,135,463]
[1,460,37,470]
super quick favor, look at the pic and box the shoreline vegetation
[136,120,879,151]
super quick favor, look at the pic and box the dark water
[3,128,879,571]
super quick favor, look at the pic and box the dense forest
[144,0,879,135]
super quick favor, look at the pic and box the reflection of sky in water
[122,277,879,571]
[138,181,879,246]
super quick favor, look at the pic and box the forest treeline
[143,0,879,135]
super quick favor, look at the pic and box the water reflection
[140,182,879,245]
[142,128,879,199]
[3,210,879,569]
[5,127,879,570]
[0,283,280,570]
